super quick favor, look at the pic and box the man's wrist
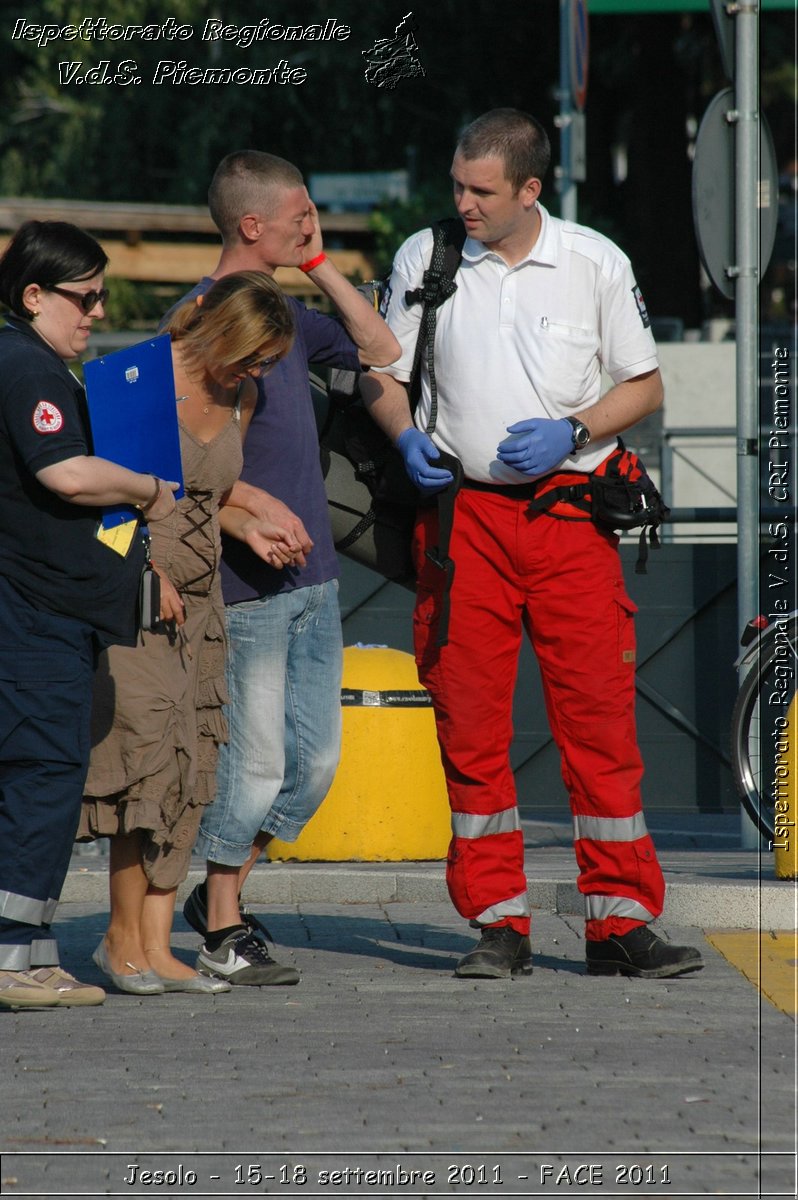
[565,416,591,453]
[299,251,327,273]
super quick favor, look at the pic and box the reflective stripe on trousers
[572,809,663,935]
[0,889,57,926]
[0,938,60,970]
[584,895,656,923]
[450,807,531,926]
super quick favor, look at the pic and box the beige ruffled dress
[78,416,243,888]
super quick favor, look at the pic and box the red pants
[413,489,665,941]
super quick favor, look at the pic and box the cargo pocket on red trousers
[614,586,638,672]
[446,831,525,922]
[634,834,665,918]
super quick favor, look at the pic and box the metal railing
[659,424,796,540]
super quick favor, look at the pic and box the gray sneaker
[196,929,299,987]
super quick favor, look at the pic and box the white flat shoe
[92,940,164,995]
[157,972,231,994]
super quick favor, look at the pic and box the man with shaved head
[174,150,399,988]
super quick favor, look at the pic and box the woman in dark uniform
[0,220,177,1009]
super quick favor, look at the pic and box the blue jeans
[195,580,342,865]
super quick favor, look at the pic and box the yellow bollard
[774,691,798,879]
[267,646,451,861]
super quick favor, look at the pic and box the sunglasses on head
[47,285,109,313]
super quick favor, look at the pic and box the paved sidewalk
[2,812,795,1199]
[65,811,797,930]
[1,901,795,1199]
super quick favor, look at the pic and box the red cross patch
[32,400,64,434]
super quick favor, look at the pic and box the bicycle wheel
[730,613,798,843]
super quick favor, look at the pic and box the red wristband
[299,252,327,273]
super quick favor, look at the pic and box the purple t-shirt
[173,279,360,603]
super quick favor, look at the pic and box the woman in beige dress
[80,272,296,994]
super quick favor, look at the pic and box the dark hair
[0,220,108,321]
[457,108,551,192]
[208,151,305,242]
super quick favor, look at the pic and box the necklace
[177,393,210,414]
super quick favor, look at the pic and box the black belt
[462,478,539,499]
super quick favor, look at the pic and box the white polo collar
[461,202,559,269]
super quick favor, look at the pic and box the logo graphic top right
[363,12,425,90]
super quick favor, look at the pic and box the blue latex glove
[396,429,454,494]
[496,417,573,477]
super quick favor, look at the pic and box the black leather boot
[586,925,703,979]
[455,926,534,979]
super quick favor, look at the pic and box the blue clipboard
[83,335,184,528]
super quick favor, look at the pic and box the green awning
[590,0,791,11]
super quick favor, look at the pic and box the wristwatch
[565,416,591,453]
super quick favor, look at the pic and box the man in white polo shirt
[361,108,702,981]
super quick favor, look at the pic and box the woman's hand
[222,482,312,564]
[218,496,311,569]
[241,517,303,570]
[152,565,186,626]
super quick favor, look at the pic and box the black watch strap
[566,416,590,453]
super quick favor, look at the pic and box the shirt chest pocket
[532,319,599,410]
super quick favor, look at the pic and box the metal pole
[558,0,577,222]
[660,436,674,544]
[733,4,761,849]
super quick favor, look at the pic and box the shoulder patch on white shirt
[632,285,651,329]
[32,400,64,434]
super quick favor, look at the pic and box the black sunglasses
[48,285,109,313]
[238,350,282,374]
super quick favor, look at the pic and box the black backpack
[316,218,466,599]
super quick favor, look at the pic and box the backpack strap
[422,452,464,648]
[323,221,466,645]
[405,217,467,433]
[402,219,466,645]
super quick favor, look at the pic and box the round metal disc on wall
[692,87,780,301]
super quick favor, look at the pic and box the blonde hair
[166,271,294,374]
